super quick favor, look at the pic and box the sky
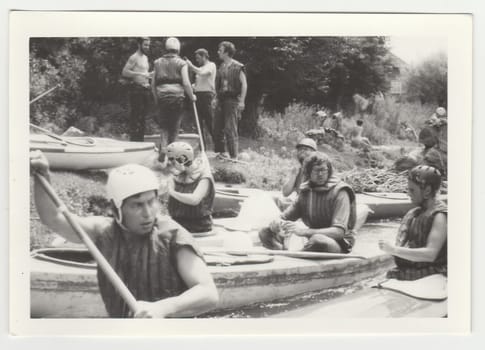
[388,36,447,65]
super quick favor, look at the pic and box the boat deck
[31,221,399,318]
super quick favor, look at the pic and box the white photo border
[9,11,472,336]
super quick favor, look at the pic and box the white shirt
[194,61,216,93]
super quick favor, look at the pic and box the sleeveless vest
[168,176,215,233]
[388,200,447,280]
[290,178,357,247]
[154,54,186,98]
[216,59,245,98]
[94,216,201,317]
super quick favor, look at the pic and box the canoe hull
[30,134,156,170]
[31,242,395,318]
[215,186,447,221]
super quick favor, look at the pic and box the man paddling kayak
[379,165,447,280]
[259,152,357,253]
[165,142,215,235]
[30,150,218,318]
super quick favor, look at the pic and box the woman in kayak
[259,152,357,253]
[379,165,447,280]
[165,141,215,235]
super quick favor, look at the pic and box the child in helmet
[30,150,218,318]
[165,142,215,234]
[379,165,447,280]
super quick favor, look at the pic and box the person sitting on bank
[281,137,317,198]
[166,142,215,235]
[30,151,218,318]
[379,165,447,280]
[350,119,372,150]
[426,106,448,175]
[418,127,445,176]
[259,152,357,253]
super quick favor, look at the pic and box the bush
[29,50,86,130]
[259,98,435,148]
[258,102,321,145]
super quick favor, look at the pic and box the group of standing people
[122,37,247,160]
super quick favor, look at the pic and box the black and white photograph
[9,11,471,336]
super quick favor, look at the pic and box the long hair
[408,165,442,195]
[303,152,333,181]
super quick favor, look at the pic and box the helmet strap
[111,200,125,227]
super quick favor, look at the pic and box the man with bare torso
[122,37,152,141]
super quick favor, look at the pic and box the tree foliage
[404,52,447,107]
[29,36,396,137]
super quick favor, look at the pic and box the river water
[203,220,400,318]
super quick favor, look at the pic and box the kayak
[30,222,399,318]
[30,134,156,170]
[214,186,447,221]
[273,274,447,318]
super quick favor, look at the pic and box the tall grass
[258,96,435,146]
[258,103,321,145]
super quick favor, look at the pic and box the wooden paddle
[202,247,366,260]
[34,172,139,314]
[192,102,206,154]
[214,189,249,198]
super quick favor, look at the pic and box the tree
[30,36,396,138]
[181,36,394,136]
[404,52,447,106]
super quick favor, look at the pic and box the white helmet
[167,142,194,165]
[106,164,159,211]
[165,37,181,52]
[435,107,447,117]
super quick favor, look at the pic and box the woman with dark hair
[259,152,357,253]
[379,165,447,280]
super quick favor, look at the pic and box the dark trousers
[195,91,216,150]
[128,85,151,141]
[214,97,239,158]
[157,95,185,151]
